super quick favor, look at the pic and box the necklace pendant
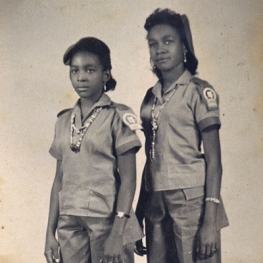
[70,143,80,153]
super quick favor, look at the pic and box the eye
[149,42,157,48]
[165,40,173,45]
[70,69,78,74]
[86,69,95,73]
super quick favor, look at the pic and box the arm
[198,125,222,260]
[134,169,148,256]
[135,168,149,229]
[103,148,137,263]
[44,160,63,263]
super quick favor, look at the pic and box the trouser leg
[122,243,135,263]
[145,216,179,263]
[165,190,221,263]
[57,215,91,263]
[80,216,135,263]
[145,191,179,263]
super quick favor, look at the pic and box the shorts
[145,188,228,263]
[57,215,135,263]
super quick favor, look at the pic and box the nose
[156,43,166,54]
[77,71,87,82]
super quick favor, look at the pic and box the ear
[103,70,111,82]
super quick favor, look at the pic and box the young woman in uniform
[134,8,229,263]
[44,37,142,263]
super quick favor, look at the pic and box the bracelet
[115,211,130,219]
[205,197,220,204]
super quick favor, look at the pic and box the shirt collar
[73,93,112,109]
[152,70,192,101]
[72,93,112,124]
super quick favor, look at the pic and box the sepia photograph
[1,0,263,262]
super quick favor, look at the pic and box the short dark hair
[63,37,116,91]
[144,8,198,77]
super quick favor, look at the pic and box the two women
[45,8,228,263]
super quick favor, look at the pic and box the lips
[76,86,89,91]
[157,57,169,63]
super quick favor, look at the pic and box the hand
[44,235,61,263]
[102,233,123,263]
[197,222,219,260]
[134,239,147,256]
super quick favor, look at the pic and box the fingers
[134,246,147,256]
[52,246,62,263]
[52,256,62,263]
[45,245,61,263]
[134,240,147,256]
[199,243,218,260]
[101,254,123,263]
[44,249,54,263]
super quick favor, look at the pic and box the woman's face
[69,51,108,100]
[147,24,185,74]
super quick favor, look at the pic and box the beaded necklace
[150,84,179,161]
[70,107,102,152]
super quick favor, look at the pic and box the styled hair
[63,37,116,91]
[144,8,198,78]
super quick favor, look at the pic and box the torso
[141,70,221,191]
[50,93,141,217]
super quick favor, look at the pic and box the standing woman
[44,37,142,263]
[135,8,229,263]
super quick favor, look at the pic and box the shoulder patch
[191,77,219,111]
[57,108,72,117]
[122,112,142,130]
[114,103,142,131]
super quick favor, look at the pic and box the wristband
[115,211,130,219]
[205,197,220,204]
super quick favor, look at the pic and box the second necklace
[150,84,179,161]
[70,107,102,152]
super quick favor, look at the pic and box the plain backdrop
[1,0,263,262]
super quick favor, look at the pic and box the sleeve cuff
[198,116,221,132]
[49,147,62,160]
[116,140,141,156]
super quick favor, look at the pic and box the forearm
[203,162,222,224]
[110,149,137,236]
[135,170,149,228]
[46,160,62,236]
[116,175,136,214]
[202,127,222,224]
[46,185,60,235]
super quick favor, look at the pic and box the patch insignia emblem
[122,113,142,130]
[203,87,218,110]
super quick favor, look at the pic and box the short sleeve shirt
[141,70,221,191]
[50,93,141,217]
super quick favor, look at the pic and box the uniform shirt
[50,93,141,217]
[141,70,221,191]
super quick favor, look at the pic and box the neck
[161,65,185,93]
[80,93,103,118]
